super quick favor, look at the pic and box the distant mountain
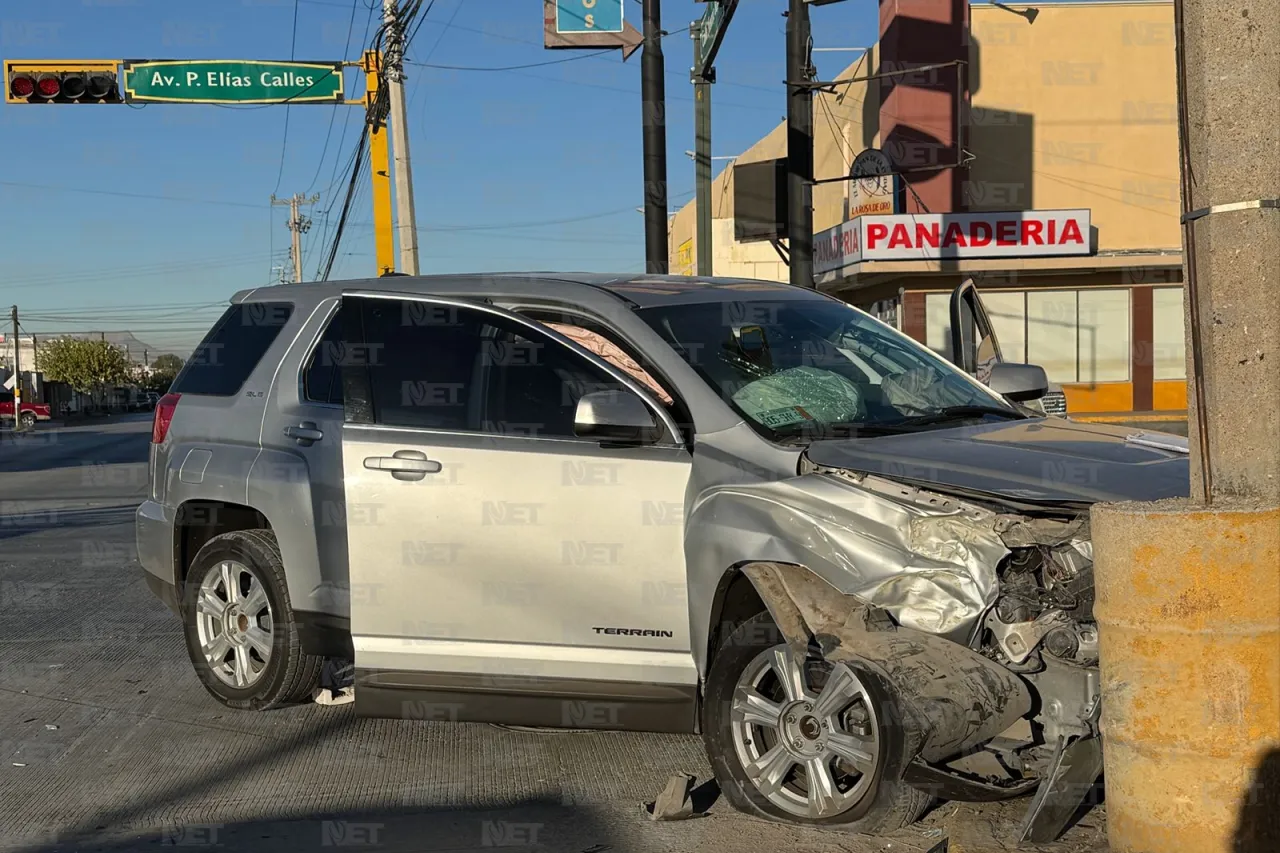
[55,331,175,363]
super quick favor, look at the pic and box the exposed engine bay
[729,461,1107,844]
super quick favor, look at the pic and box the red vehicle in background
[0,390,52,429]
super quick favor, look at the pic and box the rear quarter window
[171,302,294,396]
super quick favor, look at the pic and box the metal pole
[383,0,421,275]
[10,306,20,430]
[786,0,814,288]
[693,29,713,277]
[364,50,396,277]
[642,0,669,274]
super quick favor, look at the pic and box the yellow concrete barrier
[1092,502,1280,852]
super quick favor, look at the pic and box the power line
[272,0,303,197]
[406,51,612,72]
[0,180,263,209]
[304,0,364,195]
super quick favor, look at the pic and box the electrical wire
[406,51,613,72]
[319,118,373,281]
[313,2,395,279]
[272,0,303,197]
[304,0,364,195]
[0,180,263,209]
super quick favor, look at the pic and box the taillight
[152,393,181,444]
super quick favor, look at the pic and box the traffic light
[5,60,122,104]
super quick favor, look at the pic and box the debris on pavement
[644,773,697,820]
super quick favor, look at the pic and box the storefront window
[925,293,953,358]
[1152,286,1187,380]
[1078,289,1131,382]
[1027,290,1079,382]
[924,287,1132,384]
[981,291,1027,365]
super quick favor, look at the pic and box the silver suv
[137,274,1188,840]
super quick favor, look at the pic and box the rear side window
[171,302,294,396]
[303,308,344,405]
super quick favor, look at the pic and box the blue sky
[2,0,890,353]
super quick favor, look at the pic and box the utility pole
[785,0,814,288]
[690,0,737,278]
[272,192,319,283]
[383,0,420,275]
[692,30,712,277]
[642,0,669,274]
[10,306,20,431]
[1090,4,1280,853]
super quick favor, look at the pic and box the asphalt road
[0,415,1108,853]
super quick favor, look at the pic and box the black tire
[181,529,323,711]
[19,412,35,429]
[701,612,932,833]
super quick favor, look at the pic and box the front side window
[354,298,641,440]
[636,297,1019,442]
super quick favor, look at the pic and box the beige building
[669,1,1185,416]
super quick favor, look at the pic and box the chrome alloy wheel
[194,560,274,689]
[730,646,881,819]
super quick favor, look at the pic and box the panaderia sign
[813,209,1093,275]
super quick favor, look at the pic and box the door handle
[284,422,324,445]
[363,449,442,481]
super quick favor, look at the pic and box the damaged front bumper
[696,464,1105,844]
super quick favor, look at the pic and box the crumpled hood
[804,418,1190,506]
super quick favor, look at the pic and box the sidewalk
[1068,411,1189,437]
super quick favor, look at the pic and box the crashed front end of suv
[689,419,1190,843]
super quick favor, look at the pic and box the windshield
[635,296,1021,441]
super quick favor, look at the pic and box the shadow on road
[25,801,623,853]
[0,505,138,540]
[13,710,632,853]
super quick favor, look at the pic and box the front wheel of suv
[702,612,932,833]
[181,529,323,710]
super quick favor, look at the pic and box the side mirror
[949,278,1003,376]
[987,362,1049,402]
[573,390,662,444]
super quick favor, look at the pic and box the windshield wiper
[892,405,1024,428]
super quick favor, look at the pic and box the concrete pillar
[1094,3,1280,851]
[877,0,969,214]
[1179,0,1280,502]
[1093,505,1280,852]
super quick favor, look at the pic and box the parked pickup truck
[0,392,53,428]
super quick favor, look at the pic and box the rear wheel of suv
[19,411,35,429]
[181,529,323,710]
[702,612,932,832]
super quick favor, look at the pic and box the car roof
[229,272,833,309]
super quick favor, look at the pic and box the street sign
[555,0,623,34]
[692,0,738,80]
[851,148,893,178]
[122,60,343,105]
[543,0,642,60]
[847,147,898,217]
